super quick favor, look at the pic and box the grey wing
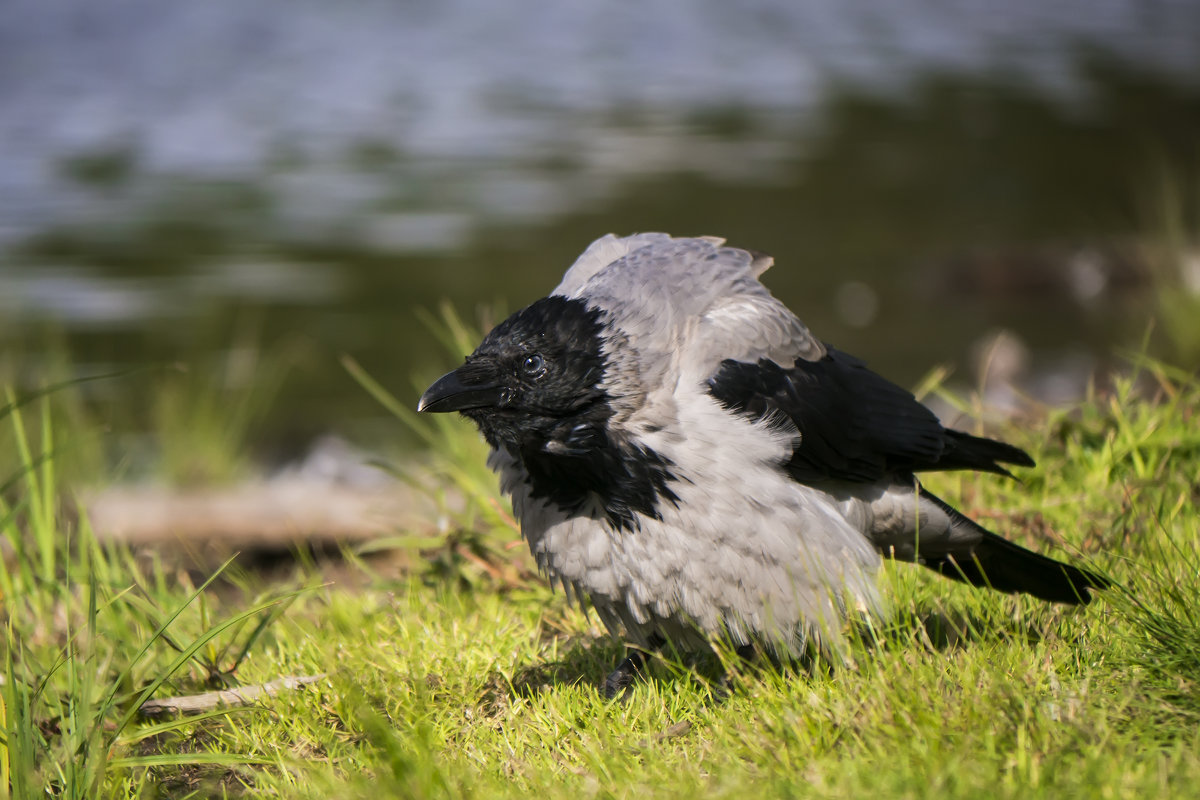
[562,234,826,372]
[552,233,676,298]
[569,235,763,317]
[690,289,825,378]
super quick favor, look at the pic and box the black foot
[735,642,758,662]
[603,634,665,700]
[603,650,648,700]
[713,643,760,701]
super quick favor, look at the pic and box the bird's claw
[603,649,649,700]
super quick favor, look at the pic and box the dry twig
[139,673,327,717]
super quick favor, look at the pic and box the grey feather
[557,235,827,442]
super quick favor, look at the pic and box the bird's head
[418,296,613,457]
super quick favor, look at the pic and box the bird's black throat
[518,421,680,532]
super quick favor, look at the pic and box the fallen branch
[139,673,327,717]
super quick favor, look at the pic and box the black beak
[417,367,503,413]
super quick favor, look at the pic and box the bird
[417,233,1108,696]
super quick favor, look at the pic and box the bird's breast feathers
[491,390,882,650]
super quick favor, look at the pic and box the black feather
[521,435,680,533]
[938,429,1036,477]
[914,489,1111,605]
[707,347,1034,485]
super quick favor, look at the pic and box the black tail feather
[934,430,1037,478]
[918,489,1110,605]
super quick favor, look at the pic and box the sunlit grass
[0,386,300,798]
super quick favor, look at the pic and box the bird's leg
[603,650,648,699]
[712,642,760,700]
[603,633,665,699]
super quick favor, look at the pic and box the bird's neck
[516,426,680,533]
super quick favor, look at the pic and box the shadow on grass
[506,636,624,698]
[492,604,1056,701]
[863,606,1054,653]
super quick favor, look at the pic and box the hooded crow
[418,233,1108,695]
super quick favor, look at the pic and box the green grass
[3,354,1200,798]
[0,387,304,797]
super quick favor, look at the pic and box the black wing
[706,347,1034,485]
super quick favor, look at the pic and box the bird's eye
[521,353,546,377]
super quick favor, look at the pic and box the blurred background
[1,0,1199,488]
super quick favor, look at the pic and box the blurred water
[1,0,1198,444]
[2,0,1197,243]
